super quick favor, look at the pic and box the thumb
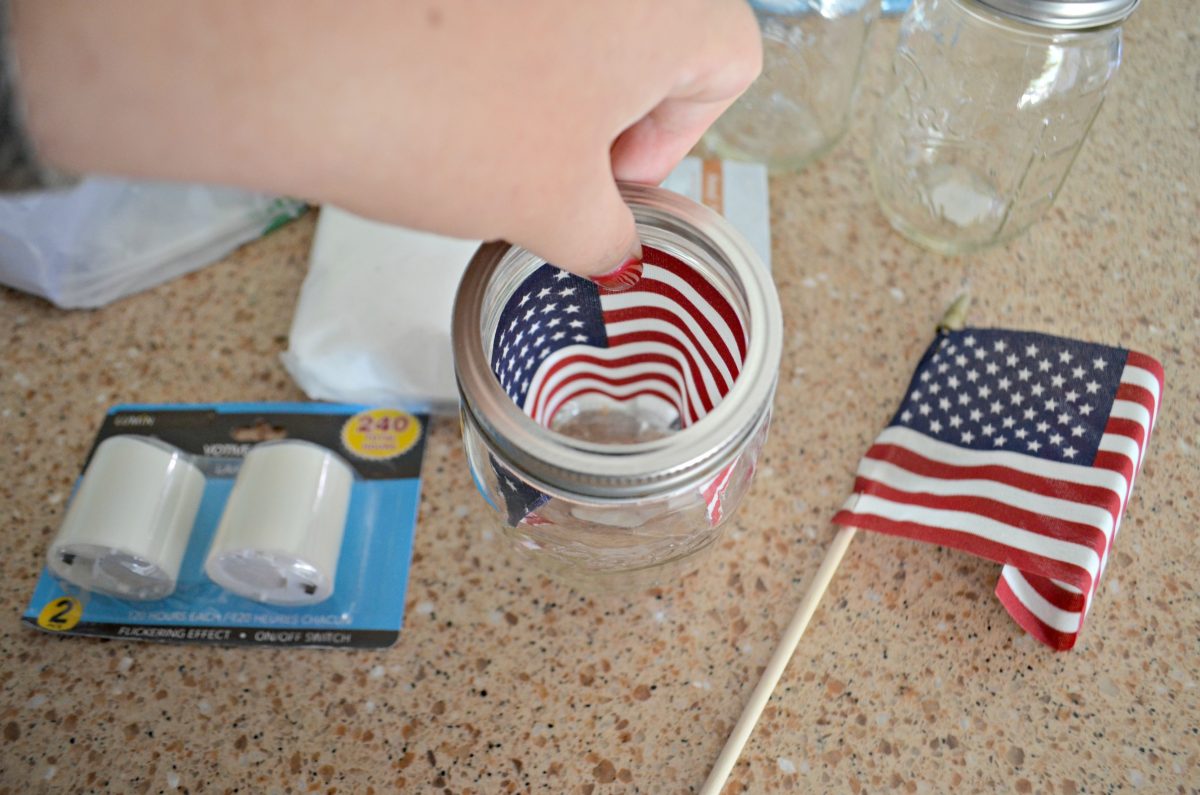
[511,159,642,283]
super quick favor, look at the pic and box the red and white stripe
[702,461,738,525]
[833,351,1164,650]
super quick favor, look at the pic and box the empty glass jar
[452,185,782,589]
[870,0,1137,254]
[703,0,877,173]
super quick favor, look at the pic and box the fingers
[510,156,642,279]
[611,95,736,185]
[612,1,762,185]
[498,0,762,280]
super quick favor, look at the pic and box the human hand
[14,1,761,279]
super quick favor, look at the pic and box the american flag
[832,328,1164,650]
[488,246,747,527]
[490,455,550,527]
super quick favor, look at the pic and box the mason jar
[703,0,877,173]
[870,0,1136,254]
[452,184,782,588]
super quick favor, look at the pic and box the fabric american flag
[832,328,1164,650]
[488,246,747,527]
[490,455,550,527]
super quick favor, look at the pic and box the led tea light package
[23,403,428,648]
[205,441,354,606]
[48,436,204,601]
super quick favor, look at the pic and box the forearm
[7,0,759,275]
[11,2,439,210]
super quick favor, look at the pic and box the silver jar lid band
[452,183,783,501]
[974,0,1139,30]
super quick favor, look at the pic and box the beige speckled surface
[2,6,1198,794]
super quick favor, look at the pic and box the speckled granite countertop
[2,6,1197,794]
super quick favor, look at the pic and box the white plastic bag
[0,177,303,308]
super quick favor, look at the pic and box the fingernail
[591,257,643,292]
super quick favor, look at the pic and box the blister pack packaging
[22,403,428,649]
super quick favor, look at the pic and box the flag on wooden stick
[833,328,1164,650]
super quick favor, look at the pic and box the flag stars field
[904,330,1122,464]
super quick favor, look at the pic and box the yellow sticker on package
[37,596,83,631]
[341,408,423,460]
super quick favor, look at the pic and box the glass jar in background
[452,185,782,589]
[703,0,877,173]
[870,0,1137,255]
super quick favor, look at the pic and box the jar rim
[452,183,783,500]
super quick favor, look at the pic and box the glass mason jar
[870,0,1136,254]
[452,184,782,589]
[703,0,877,173]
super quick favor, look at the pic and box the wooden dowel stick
[699,525,858,795]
